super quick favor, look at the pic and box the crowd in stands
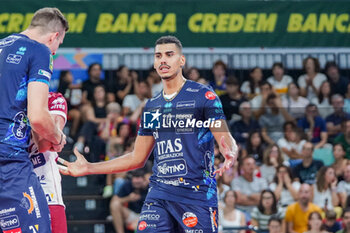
[57,56,350,233]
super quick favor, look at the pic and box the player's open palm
[214,136,237,176]
[58,147,89,177]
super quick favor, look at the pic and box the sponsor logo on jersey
[139,214,160,221]
[205,91,216,100]
[0,215,20,230]
[185,88,200,92]
[0,36,20,47]
[30,153,46,169]
[0,208,16,216]
[182,212,198,228]
[3,227,22,233]
[157,158,188,177]
[210,207,218,232]
[29,224,39,233]
[6,54,22,64]
[12,112,28,139]
[138,221,147,231]
[176,100,196,109]
[38,69,51,80]
[185,230,203,233]
[49,55,53,72]
[20,187,41,218]
[16,47,26,55]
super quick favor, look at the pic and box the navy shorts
[136,199,218,233]
[0,157,51,233]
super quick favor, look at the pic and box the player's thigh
[136,200,177,233]
[49,205,67,233]
[165,201,218,233]
[0,160,51,233]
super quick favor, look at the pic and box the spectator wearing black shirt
[293,142,324,184]
[82,63,104,104]
[220,76,247,121]
[325,61,349,96]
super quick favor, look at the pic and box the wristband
[52,133,63,146]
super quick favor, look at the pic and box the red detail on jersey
[48,92,68,118]
[182,212,198,228]
[3,228,22,233]
[138,221,147,231]
[205,91,216,100]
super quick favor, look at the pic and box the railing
[223,225,267,233]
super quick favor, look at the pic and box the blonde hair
[29,8,69,34]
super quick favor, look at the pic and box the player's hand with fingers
[58,147,90,177]
[214,136,238,176]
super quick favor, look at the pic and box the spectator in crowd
[218,190,246,233]
[146,67,163,96]
[325,61,349,96]
[298,104,328,149]
[298,57,327,100]
[285,183,322,233]
[268,216,283,233]
[336,208,350,233]
[251,81,273,119]
[344,83,350,114]
[259,93,295,144]
[270,165,300,210]
[337,164,350,208]
[99,102,122,142]
[251,190,285,232]
[260,144,284,184]
[220,76,247,121]
[282,82,309,120]
[334,120,350,159]
[82,63,104,104]
[323,210,342,233]
[311,80,333,119]
[230,101,260,147]
[331,143,348,180]
[313,166,339,211]
[326,95,350,142]
[217,173,231,204]
[293,142,324,184]
[241,131,266,165]
[122,80,151,116]
[210,60,227,96]
[267,62,293,96]
[57,70,82,138]
[304,211,329,233]
[109,168,149,233]
[277,121,306,165]
[186,67,207,85]
[107,65,137,105]
[232,156,268,218]
[241,67,263,99]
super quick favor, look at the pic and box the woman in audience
[260,144,284,184]
[304,211,328,233]
[251,190,285,232]
[331,143,348,180]
[218,190,246,233]
[241,67,263,99]
[241,130,266,165]
[269,165,300,210]
[186,67,207,85]
[311,80,333,118]
[313,166,339,211]
[282,82,309,120]
[298,57,327,100]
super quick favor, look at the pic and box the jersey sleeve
[28,45,53,85]
[202,89,226,121]
[48,92,68,123]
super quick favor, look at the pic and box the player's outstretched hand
[57,147,90,177]
[213,136,237,176]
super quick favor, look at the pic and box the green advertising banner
[0,1,350,47]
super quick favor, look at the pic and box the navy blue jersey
[138,80,225,207]
[0,34,53,158]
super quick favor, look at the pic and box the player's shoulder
[185,80,218,100]
[146,91,162,107]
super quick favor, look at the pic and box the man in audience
[210,60,227,96]
[326,94,350,142]
[250,81,274,119]
[82,63,104,104]
[109,169,149,233]
[326,61,349,96]
[230,101,260,147]
[298,104,328,149]
[336,208,350,233]
[292,142,324,184]
[122,80,150,116]
[231,156,268,219]
[268,216,283,233]
[285,183,322,233]
[334,119,350,159]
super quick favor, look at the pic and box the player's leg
[164,200,219,233]
[49,205,67,233]
[0,158,51,233]
[135,200,177,233]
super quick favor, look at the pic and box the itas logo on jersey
[0,215,20,230]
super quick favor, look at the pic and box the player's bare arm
[211,119,238,176]
[59,135,155,177]
[28,82,66,152]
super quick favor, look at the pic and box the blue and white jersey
[139,80,225,207]
[0,34,53,158]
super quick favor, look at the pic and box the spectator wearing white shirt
[282,82,309,120]
[122,80,150,116]
[298,57,327,100]
[241,67,263,99]
[311,80,333,119]
[260,144,284,184]
[267,62,293,96]
[337,164,350,208]
[251,81,273,119]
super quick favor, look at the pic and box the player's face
[154,43,185,80]
[47,31,65,55]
